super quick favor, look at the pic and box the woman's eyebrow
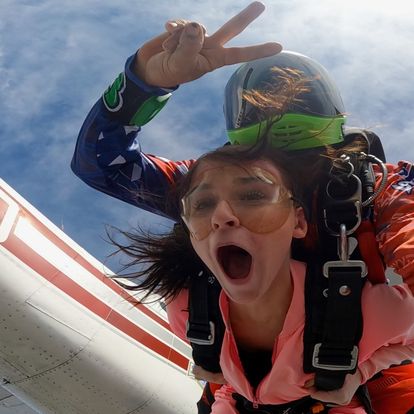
[233,175,274,185]
[233,176,261,184]
[187,174,275,196]
[187,182,212,196]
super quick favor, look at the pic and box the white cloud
[1,0,413,263]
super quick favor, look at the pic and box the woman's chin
[219,268,263,304]
[224,287,261,305]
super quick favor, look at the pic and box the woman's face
[182,158,307,304]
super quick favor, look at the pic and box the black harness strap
[355,385,373,413]
[187,270,224,373]
[303,151,367,390]
[312,264,364,390]
[197,383,219,414]
[342,128,386,163]
[233,394,329,414]
[187,270,213,344]
[303,260,366,389]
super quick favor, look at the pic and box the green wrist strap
[129,94,171,126]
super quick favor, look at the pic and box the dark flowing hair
[109,68,368,303]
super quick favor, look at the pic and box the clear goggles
[180,165,294,241]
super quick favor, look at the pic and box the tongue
[221,246,252,279]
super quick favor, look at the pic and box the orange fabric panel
[374,162,414,294]
[367,363,414,414]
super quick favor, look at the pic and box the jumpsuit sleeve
[374,161,414,293]
[165,289,190,342]
[358,343,414,383]
[359,282,414,357]
[71,52,195,220]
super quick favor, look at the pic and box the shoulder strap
[303,259,365,390]
[303,151,368,390]
[343,127,386,162]
[187,269,224,373]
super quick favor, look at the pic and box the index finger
[138,32,171,61]
[206,2,265,46]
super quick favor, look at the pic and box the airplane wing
[0,388,38,413]
[0,178,202,414]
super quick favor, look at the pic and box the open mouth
[217,245,252,279]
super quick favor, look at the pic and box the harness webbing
[303,261,364,391]
[233,394,329,414]
[187,271,224,373]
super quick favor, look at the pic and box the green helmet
[224,51,346,151]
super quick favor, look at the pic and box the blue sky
[1,0,414,271]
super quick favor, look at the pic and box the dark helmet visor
[224,51,346,131]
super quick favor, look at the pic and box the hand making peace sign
[134,2,282,87]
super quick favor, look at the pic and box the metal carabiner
[331,154,355,179]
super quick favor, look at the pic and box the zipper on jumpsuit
[252,381,263,408]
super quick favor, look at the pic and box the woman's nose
[211,200,240,231]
